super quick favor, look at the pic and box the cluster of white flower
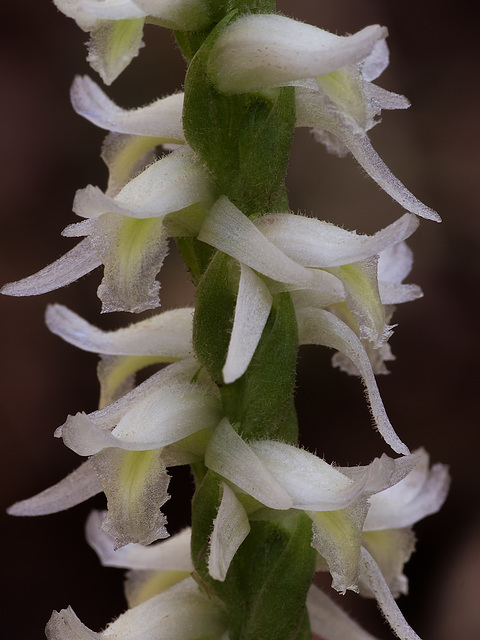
[4,2,449,639]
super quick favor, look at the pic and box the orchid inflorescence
[4,1,449,639]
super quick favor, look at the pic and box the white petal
[71,76,185,139]
[360,547,422,640]
[361,529,415,598]
[223,264,272,384]
[46,304,193,357]
[74,148,213,219]
[208,482,250,581]
[250,440,365,511]
[198,196,344,301]
[365,449,450,530]
[209,15,387,94]
[256,212,418,268]
[86,511,193,570]
[362,38,389,82]
[307,585,381,640]
[204,418,293,510]
[297,307,409,455]
[8,459,101,516]
[1,238,101,297]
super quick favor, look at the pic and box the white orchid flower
[207,14,439,221]
[9,350,223,548]
[54,0,211,84]
[203,418,418,585]
[2,147,214,313]
[198,196,417,453]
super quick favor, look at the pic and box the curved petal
[256,211,418,268]
[360,547,421,640]
[296,307,409,455]
[71,76,185,139]
[8,459,101,516]
[1,237,101,297]
[46,304,193,357]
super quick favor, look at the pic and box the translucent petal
[1,237,101,297]
[208,482,250,581]
[309,500,369,593]
[307,585,382,640]
[88,18,145,85]
[86,511,193,570]
[256,211,418,268]
[46,304,193,357]
[334,258,392,348]
[93,448,170,547]
[93,213,169,313]
[209,14,386,94]
[365,449,450,530]
[204,419,293,510]
[223,264,272,384]
[297,307,409,454]
[71,75,184,138]
[360,547,421,640]
[8,459,101,516]
[361,529,415,598]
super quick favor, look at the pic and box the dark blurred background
[1,1,478,638]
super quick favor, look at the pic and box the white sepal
[1,237,101,297]
[360,547,421,640]
[223,264,272,384]
[209,15,386,94]
[296,307,409,455]
[256,211,418,268]
[46,304,193,357]
[71,75,185,139]
[208,482,250,581]
[7,459,101,516]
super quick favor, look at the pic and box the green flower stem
[173,2,316,636]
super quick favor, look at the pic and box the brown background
[1,1,478,638]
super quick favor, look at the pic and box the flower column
[176,4,318,639]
